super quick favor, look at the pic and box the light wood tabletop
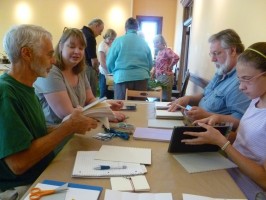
[23,101,245,200]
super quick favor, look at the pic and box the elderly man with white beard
[169,29,250,129]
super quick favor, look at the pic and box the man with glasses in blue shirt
[169,29,250,129]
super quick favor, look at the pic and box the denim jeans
[86,66,98,97]
[99,73,107,98]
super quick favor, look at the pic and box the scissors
[30,183,68,200]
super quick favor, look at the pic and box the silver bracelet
[221,141,230,151]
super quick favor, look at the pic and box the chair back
[180,70,190,97]
[125,88,162,102]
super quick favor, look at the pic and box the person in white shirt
[98,29,117,98]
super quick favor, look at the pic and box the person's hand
[108,100,124,111]
[150,68,155,80]
[193,114,222,126]
[109,111,126,123]
[168,96,189,112]
[182,122,227,147]
[68,108,98,134]
[185,106,210,121]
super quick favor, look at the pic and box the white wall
[0,0,133,54]
[183,0,266,94]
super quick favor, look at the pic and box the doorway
[136,15,163,58]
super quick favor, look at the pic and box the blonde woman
[34,28,125,127]
[151,34,179,101]
[98,29,117,98]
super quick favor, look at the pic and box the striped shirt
[229,98,266,199]
[233,97,266,165]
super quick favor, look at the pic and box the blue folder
[42,179,103,192]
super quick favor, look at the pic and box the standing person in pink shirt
[151,34,179,101]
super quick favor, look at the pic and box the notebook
[173,152,237,173]
[104,189,173,200]
[110,175,150,192]
[95,145,152,165]
[183,193,247,200]
[23,179,102,200]
[148,119,184,129]
[154,102,171,110]
[72,151,146,178]
[168,124,232,153]
[155,110,184,120]
[133,127,172,142]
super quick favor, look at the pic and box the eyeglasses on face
[209,51,222,57]
[238,71,266,84]
[209,48,230,58]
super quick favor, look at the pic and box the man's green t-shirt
[0,73,55,190]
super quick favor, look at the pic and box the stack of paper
[155,109,184,120]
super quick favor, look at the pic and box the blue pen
[94,165,127,170]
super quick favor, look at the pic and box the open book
[110,175,150,192]
[62,97,115,129]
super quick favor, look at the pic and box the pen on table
[175,104,187,110]
[94,165,127,170]
[175,104,192,111]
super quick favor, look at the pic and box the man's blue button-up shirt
[199,68,250,119]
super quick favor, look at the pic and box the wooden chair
[125,88,162,102]
[172,69,190,98]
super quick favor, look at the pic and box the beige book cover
[110,175,150,192]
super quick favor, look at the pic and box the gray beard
[216,63,229,75]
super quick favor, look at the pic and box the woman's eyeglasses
[238,71,266,84]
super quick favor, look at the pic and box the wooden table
[24,102,245,200]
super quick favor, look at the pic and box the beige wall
[133,0,178,49]
[0,0,133,54]
[179,0,266,94]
